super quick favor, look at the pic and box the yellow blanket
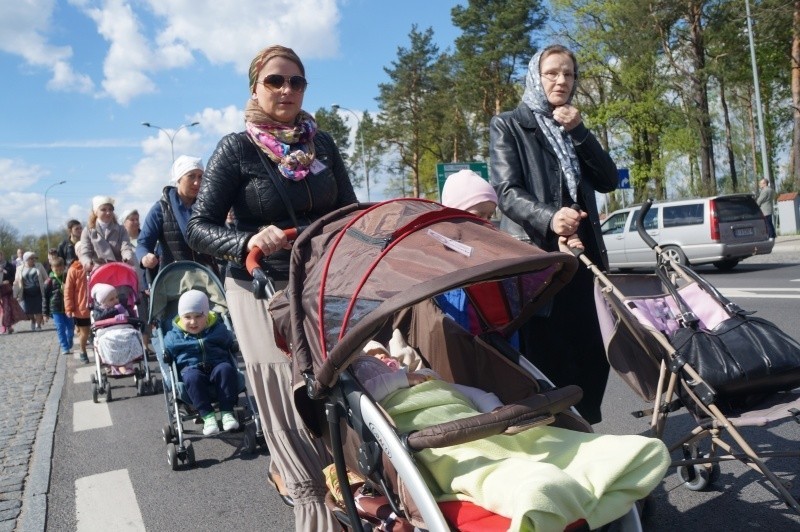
[382,380,669,532]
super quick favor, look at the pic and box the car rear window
[714,196,762,222]
[663,204,704,227]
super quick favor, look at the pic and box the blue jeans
[52,312,74,351]
[180,362,239,416]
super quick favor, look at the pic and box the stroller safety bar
[405,385,582,451]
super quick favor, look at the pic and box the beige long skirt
[225,277,338,531]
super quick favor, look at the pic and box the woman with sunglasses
[79,195,136,274]
[489,45,617,425]
[188,44,356,531]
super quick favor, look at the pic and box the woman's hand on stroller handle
[246,226,302,300]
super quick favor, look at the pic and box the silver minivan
[601,194,774,270]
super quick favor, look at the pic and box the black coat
[187,130,357,281]
[489,103,617,270]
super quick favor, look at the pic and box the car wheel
[713,259,740,271]
[661,245,688,265]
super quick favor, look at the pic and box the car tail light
[709,199,720,241]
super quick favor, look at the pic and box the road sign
[436,162,489,200]
[618,168,631,190]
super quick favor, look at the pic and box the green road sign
[436,162,489,201]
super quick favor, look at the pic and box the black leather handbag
[660,266,800,402]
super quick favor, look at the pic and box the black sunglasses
[261,74,308,92]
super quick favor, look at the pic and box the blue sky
[0,0,466,238]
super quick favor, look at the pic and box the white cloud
[145,0,341,72]
[0,159,45,192]
[0,0,95,94]
[2,0,342,105]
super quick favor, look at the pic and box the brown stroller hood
[275,199,577,427]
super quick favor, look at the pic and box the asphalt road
[6,236,800,531]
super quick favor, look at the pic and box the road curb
[17,348,67,532]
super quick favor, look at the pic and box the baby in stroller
[91,282,143,371]
[350,337,671,532]
[92,283,130,321]
[163,289,240,436]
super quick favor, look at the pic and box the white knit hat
[170,155,204,185]
[91,283,116,305]
[441,169,497,212]
[92,195,115,213]
[178,289,209,317]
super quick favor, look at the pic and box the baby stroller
[87,262,155,402]
[582,199,800,513]
[258,199,666,531]
[149,260,263,470]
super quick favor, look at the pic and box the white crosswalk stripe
[73,400,112,432]
[718,287,800,299]
[75,469,145,531]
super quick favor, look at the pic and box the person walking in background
[64,241,91,362]
[14,251,48,331]
[756,178,776,239]
[79,196,135,273]
[489,44,617,424]
[56,220,83,266]
[137,155,218,278]
[1,250,25,334]
[187,44,357,530]
[14,249,24,269]
[44,257,74,355]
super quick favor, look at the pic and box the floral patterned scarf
[244,100,318,181]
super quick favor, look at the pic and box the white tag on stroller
[426,229,472,257]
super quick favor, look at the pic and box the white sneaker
[202,414,219,436]
[221,412,239,432]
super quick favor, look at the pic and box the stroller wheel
[162,423,175,444]
[677,463,711,491]
[166,443,178,471]
[184,440,196,467]
[105,385,113,403]
[242,424,257,454]
[90,373,97,384]
[92,383,99,404]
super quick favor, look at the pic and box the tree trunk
[719,77,738,192]
[688,1,716,194]
[792,1,800,189]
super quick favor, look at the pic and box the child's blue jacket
[163,311,233,371]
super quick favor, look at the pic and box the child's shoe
[202,413,219,435]
[221,412,239,432]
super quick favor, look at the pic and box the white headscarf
[521,47,581,203]
[170,155,204,185]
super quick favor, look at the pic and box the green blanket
[382,380,670,532]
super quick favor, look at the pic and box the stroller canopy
[89,262,140,294]
[148,261,226,326]
[280,199,578,395]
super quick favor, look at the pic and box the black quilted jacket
[187,130,357,281]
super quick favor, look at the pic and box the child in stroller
[163,289,240,436]
[91,283,130,321]
[349,336,671,532]
[88,264,153,402]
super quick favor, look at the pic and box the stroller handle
[245,227,301,300]
[636,199,659,250]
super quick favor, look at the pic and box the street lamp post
[141,121,200,163]
[44,180,66,251]
[332,104,370,201]
[744,0,771,188]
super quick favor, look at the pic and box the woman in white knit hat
[78,195,136,273]
[136,155,219,277]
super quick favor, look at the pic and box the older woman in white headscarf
[79,195,135,273]
[489,44,618,424]
[13,251,48,331]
